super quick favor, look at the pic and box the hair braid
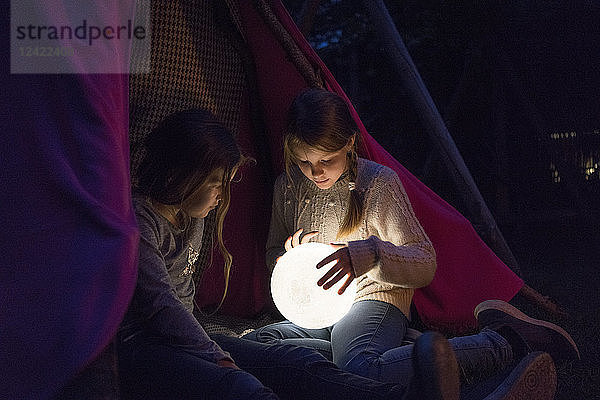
[337,148,364,239]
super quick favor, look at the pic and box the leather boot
[475,300,579,362]
[403,331,460,400]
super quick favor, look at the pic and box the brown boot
[403,331,460,400]
[475,300,580,362]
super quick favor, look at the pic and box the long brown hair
[283,88,364,239]
[136,108,243,301]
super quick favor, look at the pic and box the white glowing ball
[271,242,356,329]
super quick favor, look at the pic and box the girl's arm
[133,211,233,364]
[347,168,436,288]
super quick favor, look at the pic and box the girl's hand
[284,228,319,252]
[316,245,355,295]
[217,359,240,369]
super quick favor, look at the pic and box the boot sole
[482,352,556,400]
[474,300,580,360]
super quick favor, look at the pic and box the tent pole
[362,0,520,274]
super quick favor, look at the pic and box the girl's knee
[250,327,281,343]
[337,352,382,380]
[246,323,299,343]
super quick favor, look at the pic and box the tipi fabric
[1,2,138,399]
[0,1,524,398]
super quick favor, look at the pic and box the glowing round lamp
[271,242,356,329]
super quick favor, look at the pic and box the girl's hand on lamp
[276,229,320,264]
[316,244,355,295]
[284,228,319,251]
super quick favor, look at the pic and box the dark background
[282,1,600,398]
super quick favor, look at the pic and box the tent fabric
[232,0,523,333]
[0,2,139,399]
[0,0,525,397]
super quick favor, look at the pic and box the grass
[503,220,600,399]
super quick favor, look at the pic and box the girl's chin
[189,209,211,219]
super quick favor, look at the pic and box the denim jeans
[117,330,408,400]
[243,300,514,385]
[117,332,277,400]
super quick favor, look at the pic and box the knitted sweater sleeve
[133,210,232,364]
[266,174,290,273]
[347,168,436,288]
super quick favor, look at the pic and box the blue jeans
[117,332,276,400]
[244,300,514,384]
[117,331,408,400]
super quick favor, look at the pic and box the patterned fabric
[195,310,282,338]
[129,0,246,178]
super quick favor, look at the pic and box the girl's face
[293,144,350,190]
[183,168,224,218]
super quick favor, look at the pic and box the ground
[503,221,600,399]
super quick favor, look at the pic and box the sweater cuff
[347,236,379,277]
[217,353,235,364]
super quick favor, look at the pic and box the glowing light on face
[271,242,356,329]
[294,146,349,190]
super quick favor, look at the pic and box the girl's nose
[311,164,324,177]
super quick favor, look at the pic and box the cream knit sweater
[266,158,436,317]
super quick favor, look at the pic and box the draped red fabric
[230,0,523,333]
[1,3,138,398]
[194,91,276,317]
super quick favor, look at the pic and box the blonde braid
[337,149,364,239]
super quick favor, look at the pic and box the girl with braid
[246,87,438,381]
[245,88,579,389]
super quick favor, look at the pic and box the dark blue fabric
[245,300,515,385]
[118,333,277,400]
[212,335,406,400]
[117,331,407,400]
